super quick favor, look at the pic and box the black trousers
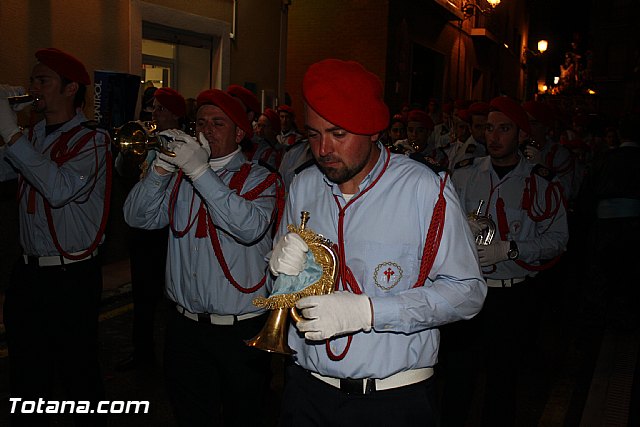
[3,256,105,427]
[278,363,438,427]
[163,309,271,427]
[128,226,168,359]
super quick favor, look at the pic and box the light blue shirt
[280,144,486,380]
[452,155,569,280]
[123,151,276,315]
[0,112,110,256]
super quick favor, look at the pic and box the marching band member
[124,89,282,426]
[269,58,486,427]
[1,48,110,426]
[449,96,568,426]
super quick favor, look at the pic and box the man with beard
[269,58,486,427]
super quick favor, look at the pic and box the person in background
[450,96,568,426]
[0,47,111,426]
[116,87,186,371]
[277,104,304,146]
[124,88,281,426]
[254,107,286,170]
[269,58,486,427]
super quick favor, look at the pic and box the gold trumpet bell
[246,211,339,355]
[112,121,175,158]
[245,308,295,354]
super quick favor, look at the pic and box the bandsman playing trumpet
[0,47,110,426]
[124,89,282,426]
[269,59,486,427]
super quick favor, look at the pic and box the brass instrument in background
[112,121,176,158]
[246,211,339,355]
[468,200,496,246]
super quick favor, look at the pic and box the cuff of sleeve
[369,295,403,332]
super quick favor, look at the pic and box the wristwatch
[507,240,519,260]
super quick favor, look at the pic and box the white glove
[467,218,485,236]
[523,144,542,163]
[153,154,178,174]
[476,240,510,267]
[157,130,209,180]
[269,232,309,276]
[295,292,373,341]
[0,85,23,142]
[197,131,211,158]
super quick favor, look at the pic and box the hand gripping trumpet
[468,200,496,246]
[246,211,339,354]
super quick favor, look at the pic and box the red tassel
[195,202,208,238]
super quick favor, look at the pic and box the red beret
[227,84,261,115]
[522,101,554,128]
[489,96,531,135]
[468,102,491,116]
[262,108,281,133]
[407,109,434,130]
[196,89,253,138]
[35,48,90,86]
[455,109,471,123]
[303,59,389,135]
[154,87,186,118]
[277,104,295,115]
[391,113,406,125]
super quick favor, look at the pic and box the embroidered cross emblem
[383,268,395,283]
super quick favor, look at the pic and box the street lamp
[537,39,548,54]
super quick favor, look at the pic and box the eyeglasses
[390,127,403,133]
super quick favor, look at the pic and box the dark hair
[61,76,87,109]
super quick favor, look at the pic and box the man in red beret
[115,86,186,372]
[253,107,287,169]
[521,100,578,203]
[276,104,304,146]
[267,58,485,426]
[448,103,489,173]
[448,95,568,426]
[0,47,109,425]
[124,88,282,426]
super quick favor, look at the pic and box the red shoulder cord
[27,126,112,260]
[325,147,448,361]
[168,163,284,293]
[495,171,566,271]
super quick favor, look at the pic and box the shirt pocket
[356,241,419,295]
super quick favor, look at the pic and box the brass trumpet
[468,200,496,246]
[112,121,176,157]
[8,94,40,106]
[246,211,339,354]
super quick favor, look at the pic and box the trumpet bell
[112,121,175,157]
[245,308,295,355]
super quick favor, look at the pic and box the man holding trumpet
[124,88,281,426]
[269,58,486,427]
